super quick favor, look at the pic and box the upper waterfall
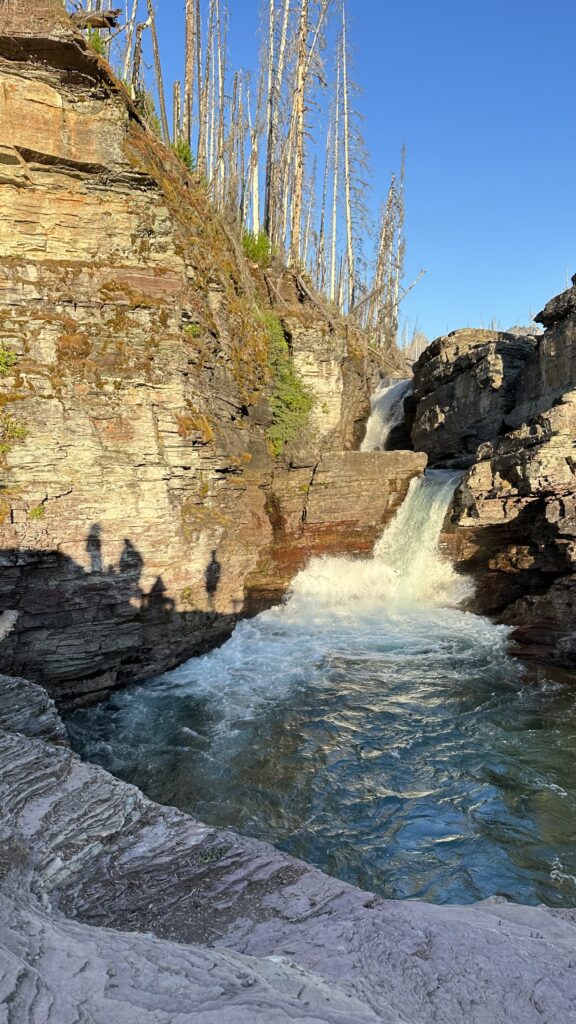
[361,378,412,451]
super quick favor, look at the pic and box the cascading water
[291,470,472,610]
[68,463,576,908]
[361,377,412,451]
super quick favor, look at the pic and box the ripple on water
[66,472,576,907]
[67,601,576,907]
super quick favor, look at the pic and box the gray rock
[2,672,576,1023]
[409,329,536,466]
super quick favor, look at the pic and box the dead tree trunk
[329,51,341,303]
[183,0,196,144]
[341,1,355,309]
[145,0,170,143]
[289,0,309,265]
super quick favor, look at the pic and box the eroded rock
[409,328,537,466]
[2,672,576,1024]
[0,0,421,702]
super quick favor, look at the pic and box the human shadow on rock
[0,524,235,707]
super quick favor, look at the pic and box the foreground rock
[2,672,576,1024]
[0,0,421,703]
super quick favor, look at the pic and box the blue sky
[155,0,576,342]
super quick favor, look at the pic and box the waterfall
[289,470,473,610]
[361,378,412,452]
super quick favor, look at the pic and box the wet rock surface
[2,672,576,1024]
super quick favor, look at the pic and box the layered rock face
[410,278,576,667]
[409,328,538,466]
[2,671,576,1024]
[0,3,423,702]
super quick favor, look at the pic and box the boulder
[409,328,536,466]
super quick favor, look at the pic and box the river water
[68,466,576,907]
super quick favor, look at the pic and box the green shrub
[183,323,202,338]
[0,345,16,376]
[0,412,26,456]
[134,87,162,137]
[173,138,195,171]
[87,29,106,56]
[242,230,275,268]
[264,313,313,456]
[29,505,45,520]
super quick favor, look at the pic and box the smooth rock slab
[1,673,576,1023]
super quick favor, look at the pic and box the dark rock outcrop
[410,278,576,668]
[2,671,576,1024]
[450,390,576,664]
[409,328,537,467]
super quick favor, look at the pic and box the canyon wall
[2,670,576,1024]
[409,278,576,667]
[0,2,423,702]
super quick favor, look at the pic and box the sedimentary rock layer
[409,328,537,466]
[0,0,422,701]
[409,278,576,666]
[2,672,576,1024]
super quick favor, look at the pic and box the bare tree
[122,0,140,82]
[145,0,170,142]
[289,0,309,265]
[329,48,341,303]
[198,0,216,173]
[172,80,182,143]
[341,1,355,308]
[183,0,196,144]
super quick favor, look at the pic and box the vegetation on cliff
[264,312,314,454]
[66,0,423,363]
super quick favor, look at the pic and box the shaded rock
[409,328,536,466]
[535,273,576,328]
[449,391,576,664]
[0,671,68,744]
[505,307,576,429]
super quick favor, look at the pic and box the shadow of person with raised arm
[86,523,103,574]
[0,524,238,705]
[204,549,221,612]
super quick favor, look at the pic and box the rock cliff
[2,670,576,1024]
[409,279,576,667]
[0,1,424,702]
[408,328,538,467]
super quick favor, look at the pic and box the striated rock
[409,328,536,466]
[2,672,576,1023]
[0,0,418,702]
[246,451,427,609]
[450,391,576,663]
[505,286,576,429]
[0,671,68,744]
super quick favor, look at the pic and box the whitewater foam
[290,470,473,611]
